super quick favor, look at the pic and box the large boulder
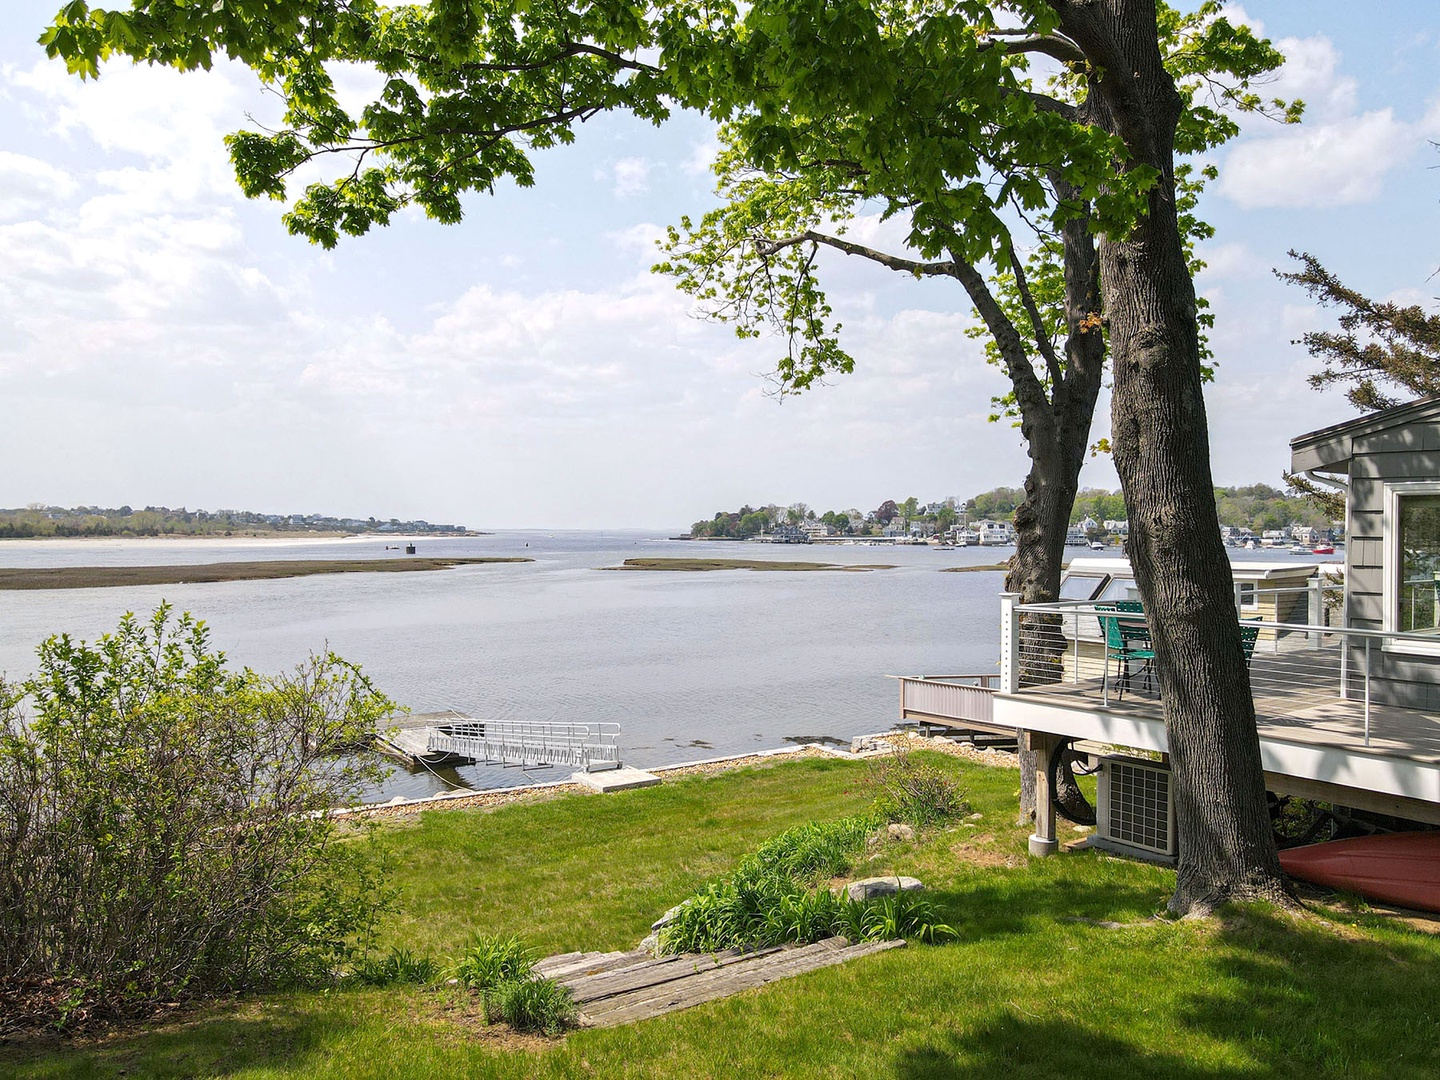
[842,876,924,903]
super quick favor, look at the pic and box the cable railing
[999,591,1440,748]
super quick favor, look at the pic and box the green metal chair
[1095,600,1154,704]
[1239,621,1261,665]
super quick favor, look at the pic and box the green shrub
[452,933,535,991]
[0,605,396,1026]
[482,975,577,1036]
[351,947,441,987]
[869,751,969,826]
[745,815,880,884]
[860,890,957,944]
[657,807,957,955]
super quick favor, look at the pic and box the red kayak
[1280,832,1440,913]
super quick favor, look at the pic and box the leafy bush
[452,933,574,1035]
[657,809,957,954]
[481,974,577,1036]
[351,947,441,987]
[0,605,395,1027]
[869,751,969,826]
[452,933,535,991]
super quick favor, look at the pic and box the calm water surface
[0,531,1034,799]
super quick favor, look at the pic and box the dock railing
[997,589,1440,747]
[427,720,623,772]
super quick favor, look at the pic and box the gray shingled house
[1291,395,1440,711]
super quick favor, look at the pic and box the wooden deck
[534,936,906,1027]
[995,657,1440,824]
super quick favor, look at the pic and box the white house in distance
[893,395,1440,864]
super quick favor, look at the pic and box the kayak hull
[1280,832,1440,913]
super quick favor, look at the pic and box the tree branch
[1007,244,1065,388]
[755,230,957,277]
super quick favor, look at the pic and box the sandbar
[0,557,531,590]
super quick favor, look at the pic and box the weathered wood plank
[564,946,786,1005]
[535,950,648,980]
[577,938,906,1028]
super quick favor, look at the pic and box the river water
[0,531,1043,799]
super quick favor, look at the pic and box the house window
[1238,583,1257,609]
[1398,493,1440,634]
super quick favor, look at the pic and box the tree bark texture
[1058,0,1287,913]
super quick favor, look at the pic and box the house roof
[1289,395,1440,474]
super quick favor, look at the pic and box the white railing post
[1234,581,1244,618]
[1000,592,1021,694]
[1309,575,1325,649]
[1364,636,1372,746]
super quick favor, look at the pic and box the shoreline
[343,731,1020,818]
[0,557,532,591]
[0,531,490,543]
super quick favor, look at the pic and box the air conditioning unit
[1095,756,1177,863]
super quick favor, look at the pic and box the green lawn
[6,754,1439,1079]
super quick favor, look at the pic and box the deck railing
[998,594,1440,747]
[894,674,1000,729]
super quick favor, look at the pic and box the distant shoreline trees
[0,505,475,539]
[690,484,1334,539]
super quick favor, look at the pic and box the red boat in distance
[1311,544,1336,555]
[1280,832,1440,913]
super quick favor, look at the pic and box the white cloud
[1216,33,1440,210]
[611,157,651,198]
[682,137,720,176]
[0,150,77,218]
[1217,104,1435,209]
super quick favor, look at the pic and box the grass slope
[6,755,1439,1079]
[0,558,532,590]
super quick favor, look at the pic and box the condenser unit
[1095,756,1177,863]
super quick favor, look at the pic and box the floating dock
[374,711,477,766]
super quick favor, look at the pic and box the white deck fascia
[994,692,1440,807]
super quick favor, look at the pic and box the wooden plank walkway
[535,936,906,1027]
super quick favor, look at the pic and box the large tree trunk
[1060,0,1287,914]
[1010,196,1106,820]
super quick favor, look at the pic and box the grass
[604,558,896,572]
[0,558,532,590]
[6,754,1440,1079]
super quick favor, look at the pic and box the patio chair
[1239,621,1261,665]
[1095,601,1154,704]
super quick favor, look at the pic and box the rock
[886,823,916,842]
[843,876,924,903]
[651,902,689,931]
[639,931,661,953]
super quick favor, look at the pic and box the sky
[1,3,1438,530]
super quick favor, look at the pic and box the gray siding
[1346,428,1440,708]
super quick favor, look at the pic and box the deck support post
[1025,731,1061,856]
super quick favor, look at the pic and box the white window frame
[1382,481,1440,655]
